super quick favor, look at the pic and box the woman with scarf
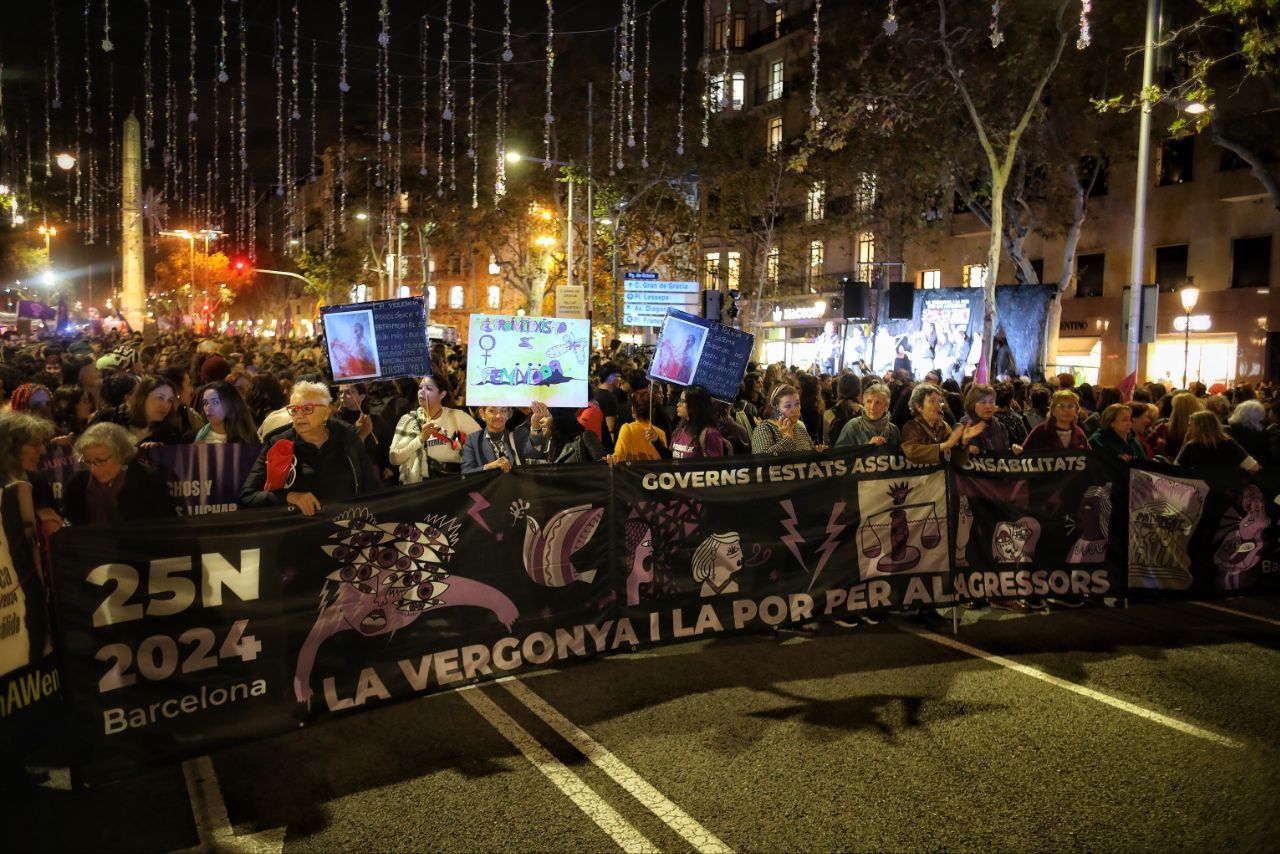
[959,383,1022,455]
[389,370,480,484]
[900,383,976,466]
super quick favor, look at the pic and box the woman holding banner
[959,384,1021,455]
[64,422,177,525]
[240,381,380,516]
[900,384,975,465]
[1088,404,1149,462]
[389,371,480,484]
[1022,390,1090,451]
[462,406,534,473]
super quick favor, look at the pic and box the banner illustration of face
[1067,484,1111,564]
[856,475,948,578]
[691,532,743,597]
[294,509,518,706]
[1212,485,1267,589]
[992,518,1041,566]
[1128,469,1208,590]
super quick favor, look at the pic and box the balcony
[755,81,788,105]
[745,16,799,52]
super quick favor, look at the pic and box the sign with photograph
[466,314,591,408]
[622,275,699,327]
[320,297,431,383]
[649,309,754,402]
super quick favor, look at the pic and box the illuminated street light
[55,152,77,171]
[1180,285,1200,389]
[534,235,557,249]
[354,211,369,221]
[1183,102,1209,115]
[42,271,56,287]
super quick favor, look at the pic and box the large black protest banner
[953,451,1128,602]
[144,444,262,515]
[1127,460,1280,594]
[612,448,954,634]
[51,467,612,784]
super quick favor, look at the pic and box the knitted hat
[200,355,231,384]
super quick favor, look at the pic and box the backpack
[699,426,733,457]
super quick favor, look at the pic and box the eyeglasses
[83,456,115,468]
[287,403,323,416]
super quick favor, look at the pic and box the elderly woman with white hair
[64,422,177,525]
[1227,399,1270,468]
[240,380,380,515]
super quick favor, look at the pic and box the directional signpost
[621,272,699,327]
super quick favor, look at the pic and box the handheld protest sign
[466,314,591,408]
[649,309,754,402]
[320,297,432,383]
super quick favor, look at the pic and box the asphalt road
[9,594,1280,853]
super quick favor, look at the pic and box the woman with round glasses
[240,381,380,516]
[389,369,480,484]
[64,422,177,525]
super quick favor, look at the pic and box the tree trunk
[1210,114,1280,212]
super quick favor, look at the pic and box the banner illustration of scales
[466,314,591,408]
[856,475,948,577]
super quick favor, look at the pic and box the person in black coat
[240,381,381,515]
[461,405,537,473]
[65,422,178,525]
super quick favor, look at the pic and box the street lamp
[37,224,57,260]
[1180,284,1199,389]
[507,151,590,309]
[55,153,77,171]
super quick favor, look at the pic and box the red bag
[265,439,296,491]
[576,402,603,440]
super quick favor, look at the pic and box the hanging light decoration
[701,0,711,147]
[143,0,153,165]
[676,0,687,155]
[1077,1,1093,49]
[809,0,822,121]
[102,0,113,52]
[609,25,620,172]
[884,0,898,36]
[626,3,636,148]
[218,0,230,83]
[238,0,250,247]
[337,0,348,231]
[640,13,651,169]
[50,11,61,108]
[468,0,478,208]
[989,2,1005,48]
[503,0,514,62]
[419,17,429,177]
[187,0,197,123]
[543,0,555,169]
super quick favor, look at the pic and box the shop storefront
[1056,288,1278,387]
[752,295,841,368]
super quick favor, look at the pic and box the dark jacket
[240,418,381,509]
[1088,429,1149,461]
[1022,420,1090,451]
[461,425,535,473]
[64,459,179,526]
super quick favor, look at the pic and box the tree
[1101,0,1280,210]
[152,247,254,321]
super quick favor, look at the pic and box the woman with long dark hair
[388,370,480,483]
[193,380,260,444]
[90,375,183,447]
[668,384,725,459]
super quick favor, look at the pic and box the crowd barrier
[1,446,1276,784]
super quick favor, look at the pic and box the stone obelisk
[121,113,146,332]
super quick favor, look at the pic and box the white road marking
[1190,600,1280,627]
[499,677,735,854]
[181,755,286,853]
[905,627,1244,749]
[458,687,658,853]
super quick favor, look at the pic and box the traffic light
[232,257,249,273]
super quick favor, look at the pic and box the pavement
[7,594,1280,853]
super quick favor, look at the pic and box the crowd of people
[0,331,1276,536]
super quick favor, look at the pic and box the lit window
[856,172,877,213]
[808,240,824,287]
[711,72,746,111]
[726,251,741,290]
[427,286,438,310]
[766,247,780,285]
[963,264,988,289]
[449,285,464,309]
[767,116,783,152]
[487,285,501,309]
[857,232,876,283]
[768,60,784,101]
[398,285,410,299]
[920,269,941,290]
[774,8,784,38]
[806,181,826,221]
[704,252,721,288]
